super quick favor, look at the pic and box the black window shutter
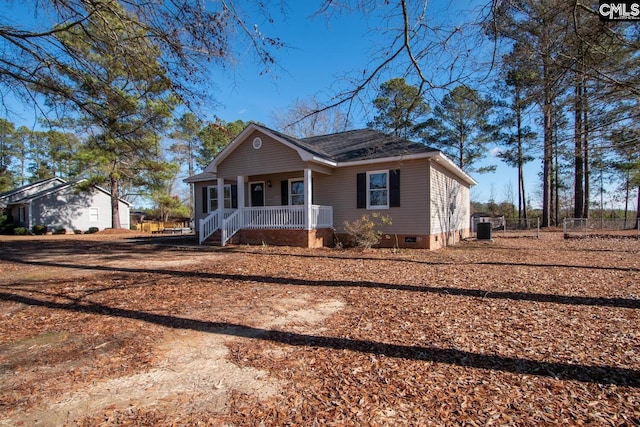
[202,186,208,213]
[390,169,400,207]
[356,173,366,209]
[231,185,238,209]
[281,180,288,205]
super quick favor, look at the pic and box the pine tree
[368,78,429,139]
[418,85,494,172]
[45,1,177,228]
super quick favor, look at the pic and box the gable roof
[1,179,132,207]
[0,177,66,208]
[186,123,477,186]
[299,128,439,163]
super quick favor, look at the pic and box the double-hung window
[289,179,304,205]
[208,184,232,212]
[357,169,400,209]
[367,170,389,209]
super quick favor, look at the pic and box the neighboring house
[0,178,131,232]
[185,123,477,249]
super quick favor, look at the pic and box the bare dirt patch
[0,233,639,425]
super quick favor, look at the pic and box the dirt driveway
[0,232,639,425]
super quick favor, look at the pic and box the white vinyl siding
[430,163,469,235]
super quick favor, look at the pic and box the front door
[250,182,265,207]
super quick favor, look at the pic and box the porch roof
[183,172,217,183]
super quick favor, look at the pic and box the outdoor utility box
[477,222,492,240]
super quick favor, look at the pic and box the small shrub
[0,215,15,235]
[86,227,99,234]
[74,229,82,234]
[130,225,138,231]
[32,224,48,235]
[343,213,392,249]
[52,227,66,235]
[13,227,28,235]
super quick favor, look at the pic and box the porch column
[304,168,312,230]
[217,177,225,225]
[236,175,245,209]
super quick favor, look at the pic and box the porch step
[204,230,222,246]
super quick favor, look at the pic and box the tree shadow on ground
[2,256,638,309]
[1,290,638,388]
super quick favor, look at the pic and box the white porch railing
[198,209,239,244]
[199,209,220,244]
[199,205,333,245]
[221,209,242,246]
[243,205,333,229]
[311,205,333,228]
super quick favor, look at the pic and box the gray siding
[314,159,430,235]
[217,131,307,177]
[429,162,470,234]
[30,186,129,231]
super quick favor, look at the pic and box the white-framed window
[208,184,232,212]
[18,206,27,223]
[289,178,304,205]
[89,207,99,222]
[367,170,389,209]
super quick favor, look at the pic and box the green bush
[0,215,15,235]
[343,213,392,249]
[32,224,48,235]
[130,225,138,231]
[52,227,66,235]
[86,227,99,234]
[74,229,82,234]
[13,227,28,235]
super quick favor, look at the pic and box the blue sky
[2,0,542,207]
[201,2,542,207]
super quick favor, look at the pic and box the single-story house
[0,177,130,232]
[184,123,477,249]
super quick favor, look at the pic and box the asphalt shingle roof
[296,129,438,162]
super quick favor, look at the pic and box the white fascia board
[430,152,478,186]
[337,151,477,187]
[336,152,438,167]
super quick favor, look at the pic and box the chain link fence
[472,216,540,239]
[563,218,640,239]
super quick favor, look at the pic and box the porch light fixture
[267,180,272,187]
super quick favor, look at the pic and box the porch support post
[217,177,225,222]
[304,168,312,230]
[236,175,245,209]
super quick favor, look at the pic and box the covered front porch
[197,169,333,247]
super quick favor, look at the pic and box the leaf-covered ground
[0,232,638,426]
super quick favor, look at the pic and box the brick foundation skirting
[239,228,334,248]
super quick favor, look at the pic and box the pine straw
[0,234,638,426]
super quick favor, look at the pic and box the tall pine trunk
[574,74,584,218]
[583,84,590,219]
[110,170,121,229]
[542,80,553,228]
